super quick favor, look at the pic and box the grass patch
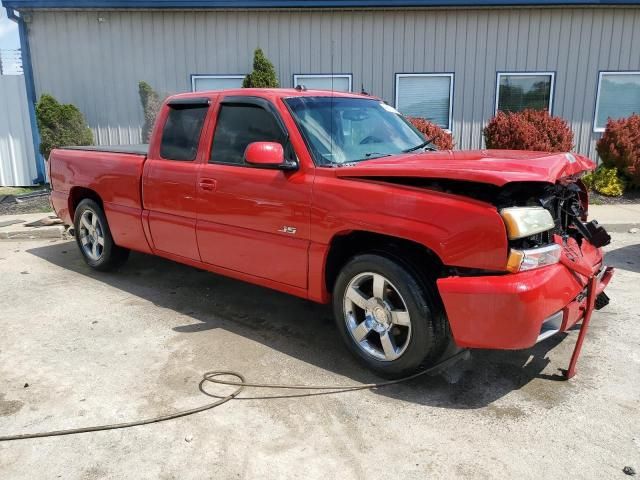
[36,204,54,213]
[0,187,38,196]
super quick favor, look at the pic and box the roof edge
[4,0,640,10]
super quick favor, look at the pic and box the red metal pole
[564,276,598,380]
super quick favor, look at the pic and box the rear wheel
[73,199,129,271]
[333,254,447,378]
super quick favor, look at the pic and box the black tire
[73,199,129,271]
[333,254,448,378]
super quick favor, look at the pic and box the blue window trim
[494,71,556,115]
[394,72,455,132]
[593,70,640,133]
[5,7,45,184]
[292,73,353,92]
[190,73,246,92]
[4,0,640,8]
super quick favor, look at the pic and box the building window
[293,74,352,92]
[495,72,555,114]
[191,75,245,92]
[594,71,640,132]
[395,73,454,131]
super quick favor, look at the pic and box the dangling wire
[0,351,469,442]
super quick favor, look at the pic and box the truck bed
[48,146,149,255]
[62,144,149,156]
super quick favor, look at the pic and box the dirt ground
[0,187,52,216]
[0,233,638,479]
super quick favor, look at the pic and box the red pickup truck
[49,88,613,378]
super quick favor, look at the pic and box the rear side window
[160,104,209,161]
[210,104,286,165]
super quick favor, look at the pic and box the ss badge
[278,226,297,235]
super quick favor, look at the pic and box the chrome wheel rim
[343,272,412,362]
[79,209,105,261]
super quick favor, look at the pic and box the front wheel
[333,254,448,378]
[73,199,129,271]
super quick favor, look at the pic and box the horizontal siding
[0,75,37,186]
[27,7,640,159]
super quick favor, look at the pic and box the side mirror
[244,142,297,170]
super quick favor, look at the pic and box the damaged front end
[434,173,614,378]
[382,174,611,255]
[496,179,611,285]
[495,176,614,316]
[335,150,614,377]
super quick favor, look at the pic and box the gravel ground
[0,233,638,479]
[590,190,640,205]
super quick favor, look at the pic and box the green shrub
[243,48,279,88]
[36,94,93,160]
[596,114,640,187]
[139,81,163,143]
[584,166,626,197]
[581,171,595,191]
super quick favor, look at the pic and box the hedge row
[409,109,638,196]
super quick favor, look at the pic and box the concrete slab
[0,219,25,228]
[589,204,640,233]
[0,234,638,479]
[0,213,66,240]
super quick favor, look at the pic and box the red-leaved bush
[406,117,454,150]
[596,114,640,187]
[483,109,574,152]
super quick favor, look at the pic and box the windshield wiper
[403,138,437,153]
[353,152,393,162]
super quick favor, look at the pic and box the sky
[0,5,20,50]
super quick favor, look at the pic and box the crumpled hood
[334,150,595,186]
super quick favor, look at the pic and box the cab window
[159,103,209,161]
[210,104,289,165]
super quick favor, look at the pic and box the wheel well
[324,231,443,294]
[68,187,103,219]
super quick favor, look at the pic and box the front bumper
[437,238,614,350]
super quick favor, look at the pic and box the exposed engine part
[571,219,611,248]
[537,183,611,247]
[539,182,585,232]
[595,291,610,310]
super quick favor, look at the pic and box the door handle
[199,178,217,191]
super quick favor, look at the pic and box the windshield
[284,96,428,166]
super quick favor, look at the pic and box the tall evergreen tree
[138,81,163,143]
[243,48,279,88]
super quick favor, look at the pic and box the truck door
[196,96,312,288]
[142,97,211,261]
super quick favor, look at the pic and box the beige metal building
[4,0,640,172]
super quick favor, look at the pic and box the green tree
[243,48,279,88]
[138,81,163,143]
[36,94,94,159]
